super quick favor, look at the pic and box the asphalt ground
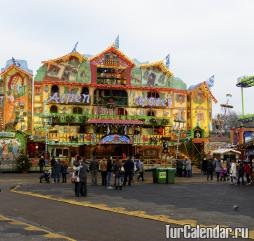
[0,173,253,241]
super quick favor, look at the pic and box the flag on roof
[206,75,215,88]
[114,35,119,49]
[165,54,170,68]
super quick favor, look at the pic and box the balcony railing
[44,133,185,146]
[39,113,172,126]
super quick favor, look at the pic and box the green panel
[77,61,91,83]
[34,65,47,82]
[131,66,142,85]
[168,76,187,90]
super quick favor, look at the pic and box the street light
[41,112,52,161]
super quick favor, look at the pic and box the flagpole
[241,87,245,116]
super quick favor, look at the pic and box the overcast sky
[1,0,254,116]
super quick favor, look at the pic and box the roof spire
[113,35,119,49]
[72,42,79,52]
[11,57,20,67]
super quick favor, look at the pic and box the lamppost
[174,118,186,160]
[42,113,52,161]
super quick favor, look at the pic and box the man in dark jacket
[89,158,99,185]
[78,160,88,196]
[39,156,45,173]
[123,157,134,186]
[206,159,214,181]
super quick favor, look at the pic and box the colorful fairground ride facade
[230,75,254,160]
[0,59,33,171]
[31,45,216,168]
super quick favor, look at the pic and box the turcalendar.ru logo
[165,225,249,239]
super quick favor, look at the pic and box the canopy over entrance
[99,134,132,144]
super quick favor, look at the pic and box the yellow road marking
[11,186,254,240]
[0,213,75,241]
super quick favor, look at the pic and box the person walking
[123,157,134,186]
[137,160,145,182]
[89,158,99,185]
[39,156,45,173]
[99,158,107,186]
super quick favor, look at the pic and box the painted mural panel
[0,138,21,161]
[35,57,91,83]
[4,72,30,129]
[131,66,170,87]
[131,66,187,90]
[143,67,169,87]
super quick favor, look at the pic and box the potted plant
[16,154,31,173]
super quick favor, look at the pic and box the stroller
[39,168,51,183]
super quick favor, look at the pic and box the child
[220,167,228,181]
[39,168,51,183]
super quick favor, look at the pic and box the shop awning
[87,119,143,125]
[211,148,241,155]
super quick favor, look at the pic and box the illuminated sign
[135,96,172,107]
[47,93,89,104]
[100,134,132,144]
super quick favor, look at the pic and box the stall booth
[211,148,241,161]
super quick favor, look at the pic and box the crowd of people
[38,155,145,197]
[176,159,192,177]
[39,156,68,183]
[201,157,254,185]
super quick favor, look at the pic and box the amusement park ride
[214,94,234,136]
[236,75,254,120]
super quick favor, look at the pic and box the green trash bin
[166,168,176,184]
[155,168,168,184]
